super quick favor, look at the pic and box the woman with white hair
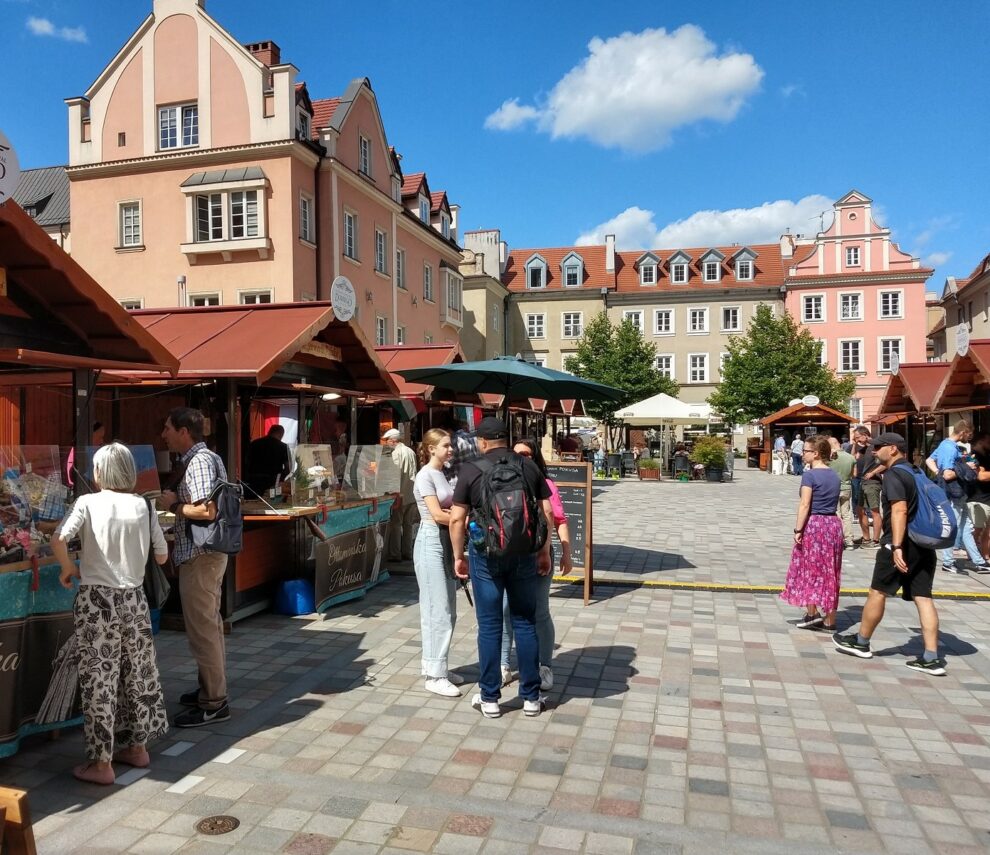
[52,442,169,785]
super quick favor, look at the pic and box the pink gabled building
[64,0,463,349]
[783,190,932,422]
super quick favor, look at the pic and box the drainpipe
[314,154,322,300]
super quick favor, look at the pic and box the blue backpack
[889,462,957,550]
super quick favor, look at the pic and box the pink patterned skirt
[780,514,844,612]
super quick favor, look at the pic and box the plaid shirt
[172,442,228,565]
[447,429,481,486]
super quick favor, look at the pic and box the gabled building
[11,166,70,250]
[930,252,990,362]
[64,0,463,349]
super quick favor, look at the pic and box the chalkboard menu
[545,461,593,603]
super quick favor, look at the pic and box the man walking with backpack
[449,417,553,718]
[160,408,232,726]
[833,433,947,675]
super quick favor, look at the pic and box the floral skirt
[780,514,844,613]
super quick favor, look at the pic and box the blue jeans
[501,549,554,668]
[469,544,540,702]
[942,497,987,568]
[792,453,804,475]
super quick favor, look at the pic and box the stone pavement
[2,469,990,854]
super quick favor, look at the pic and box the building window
[688,353,708,383]
[564,264,580,287]
[719,352,730,373]
[117,132,126,147]
[299,194,313,243]
[736,260,753,281]
[704,261,720,282]
[297,112,310,140]
[189,293,220,307]
[195,194,223,242]
[839,339,862,372]
[440,213,450,239]
[159,104,198,150]
[655,354,674,379]
[671,263,687,284]
[526,313,546,339]
[688,307,709,334]
[523,354,547,368]
[879,337,903,372]
[445,273,463,323]
[847,397,862,421]
[391,177,401,203]
[815,340,827,366]
[424,333,433,344]
[376,316,388,346]
[654,308,673,335]
[879,290,903,319]
[229,191,259,239]
[423,263,434,302]
[375,229,387,273]
[562,312,583,338]
[118,201,141,248]
[622,310,643,332]
[119,298,143,310]
[721,307,740,332]
[640,264,657,285]
[839,292,862,320]
[240,290,272,305]
[419,196,430,223]
[359,135,371,176]
[396,249,406,289]
[344,212,358,259]
[846,246,860,267]
[802,294,824,322]
[396,326,406,345]
[527,265,546,289]
[492,306,500,333]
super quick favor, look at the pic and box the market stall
[873,361,953,462]
[929,338,990,436]
[758,400,856,472]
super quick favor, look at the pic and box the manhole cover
[196,815,240,835]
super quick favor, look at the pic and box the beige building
[931,252,990,360]
[460,230,509,361]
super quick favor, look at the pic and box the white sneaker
[471,693,501,718]
[425,677,461,698]
[539,665,554,691]
[446,671,464,686]
[523,696,546,717]
[500,665,513,687]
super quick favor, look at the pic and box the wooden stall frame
[545,462,594,605]
[0,786,37,855]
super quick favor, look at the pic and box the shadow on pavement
[874,629,979,659]
[551,644,637,707]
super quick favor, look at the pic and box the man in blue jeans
[450,417,553,718]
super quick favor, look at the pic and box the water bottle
[468,520,487,551]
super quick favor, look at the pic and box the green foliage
[637,457,660,470]
[689,435,727,468]
[294,456,312,491]
[708,304,857,425]
[564,312,679,442]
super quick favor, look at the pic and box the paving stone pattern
[2,469,989,853]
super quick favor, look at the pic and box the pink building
[64,0,463,349]
[783,190,932,421]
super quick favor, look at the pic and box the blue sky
[3,0,989,289]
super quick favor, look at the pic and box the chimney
[499,240,507,273]
[605,234,616,273]
[246,40,281,67]
[450,204,460,244]
[779,230,795,259]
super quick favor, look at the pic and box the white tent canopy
[614,392,713,426]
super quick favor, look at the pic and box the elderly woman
[52,442,169,785]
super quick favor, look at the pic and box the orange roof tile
[310,98,340,137]
[430,190,449,214]
[401,172,427,198]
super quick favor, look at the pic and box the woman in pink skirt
[782,436,844,631]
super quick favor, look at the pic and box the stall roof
[760,401,856,426]
[931,341,990,411]
[374,344,471,401]
[875,362,952,415]
[128,303,397,395]
[0,201,177,374]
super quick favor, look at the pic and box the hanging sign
[801,395,820,407]
[890,352,900,375]
[957,324,970,358]
[330,276,356,323]
[0,130,21,205]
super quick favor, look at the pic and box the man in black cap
[449,417,553,718]
[833,432,946,675]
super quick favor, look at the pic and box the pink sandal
[73,763,115,785]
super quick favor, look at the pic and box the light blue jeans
[501,548,554,668]
[942,497,987,568]
[412,522,456,678]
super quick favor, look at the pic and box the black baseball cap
[472,417,509,440]
[871,432,907,452]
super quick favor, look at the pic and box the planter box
[637,467,660,481]
[705,467,724,483]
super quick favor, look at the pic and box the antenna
[811,211,829,234]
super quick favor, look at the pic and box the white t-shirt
[414,466,453,526]
[58,491,168,588]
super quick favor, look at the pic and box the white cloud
[924,251,952,267]
[577,194,833,250]
[485,25,763,152]
[26,15,87,43]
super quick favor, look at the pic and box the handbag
[437,524,455,579]
[143,497,172,610]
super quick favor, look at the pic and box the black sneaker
[179,689,200,707]
[795,613,824,629]
[941,564,963,574]
[832,632,873,659]
[905,657,946,676]
[174,703,230,728]
[972,564,990,575]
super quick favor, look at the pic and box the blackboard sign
[545,461,593,604]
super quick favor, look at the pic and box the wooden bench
[0,787,37,855]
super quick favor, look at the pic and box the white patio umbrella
[614,392,712,426]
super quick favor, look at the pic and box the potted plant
[689,436,727,482]
[637,457,660,481]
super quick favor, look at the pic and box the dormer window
[668,251,692,284]
[391,177,401,203]
[359,135,371,176]
[637,252,660,286]
[699,249,725,283]
[440,213,450,239]
[731,247,757,281]
[704,262,720,282]
[419,196,430,223]
[560,252,584,288]
[297,111,311,141]
[525,254,547,289]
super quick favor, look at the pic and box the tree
[564,312,678,449]
[708,304,857,425]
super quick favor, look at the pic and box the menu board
[545,461,593,604]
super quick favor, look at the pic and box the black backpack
[186,452,243,555]
[474,454,548,558]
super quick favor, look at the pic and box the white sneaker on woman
[425,677,461,697]
[539,665,554,691]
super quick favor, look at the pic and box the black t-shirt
[245,436,290,492]
[452,448,551,511]
[971,449,990,503]
[854,445,881,478]
[880,462,920,544]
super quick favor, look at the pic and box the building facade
[64,0,463,349]
[11,166,70,251]
[783,190,932,420]
[930,252,990,361]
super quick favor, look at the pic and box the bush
[689,436,727,468]
[637,458,660,470]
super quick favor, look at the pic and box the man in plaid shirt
[160,407,231,728]
[447,420,481,486]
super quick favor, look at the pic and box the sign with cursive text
[314,519,390,612]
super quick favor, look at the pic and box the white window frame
[719,351,730,374]
[563,263,581,288]
[423,263,434,302]
[194,193,224,242]
[396,326,406,345]
[526,313,546,339]
[424,333,433,344]
[158,103,198,150]
[239,289,273,305]
[655,353,674,380]
[838,338,864,373]
[228,190,260,240]
[189,292,221,307]
[640,263,657,286]
[878,289,904,319]
[343,211,358,260]
[703,261,721,283]
[845,246,861,267]
[561,311,583,338]
[297,111,310,141]
[878,336,904,373]
[688,352,709,384]
[688,306,709,334]
[118,200,142,248]
[720,306,741,332]
[522,353,547,368]
[119,298,144,310]
[375,315,388,346]
[622,310,643,332]
[671,263,688,284]
[445,273,463,325]
[838,290,863,321]
[526,260,547,290]
[440,213,450,239]
[299,193,314,243]
[181,177,269,254]
[847,397,863,421]
[736,259,753,281]
[654,308,674,336]
[396,248,406,290]
[802,293,826,323]
[419,195,430,223]
[374,229,388,273]
[359,135,372,176]
[815,339,827,366]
